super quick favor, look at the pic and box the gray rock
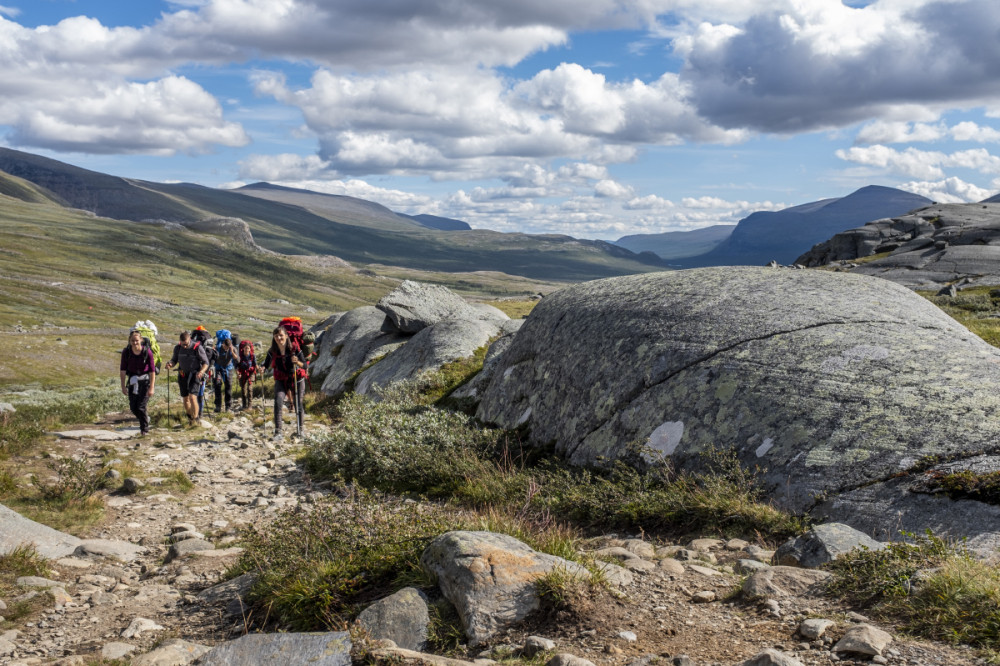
[546,655,596,666]
[197,572,256,618]
[195,632,351,666]
[521,636,557,657]
[0,637,13,657]
[468,302,511,324]
[737,648,805,666]
[450,319,524,403]
[122,477,146,494]
[75,539,147,563]
[798,618,835,640]
[16,576,62,588]
[102,642,137,660]
[317,307,408,397]
[53,429,133,441]
[354,318,501,397]
[164,539,214,563]
[310,308,382,382]
[736,559,770,574]
[832,624,893,656]
[741,566,832,599]
[774,523,885,568]
[377,281,484,333]
[121,617,165,639]
[594,561,634,587]
[420,531,588,646]
[0,402,15,414]
[357,587,429,651]
[475,267,1000,541]
[0,503,82,559]
[132,638,212,666]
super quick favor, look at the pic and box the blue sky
[2,0,1000,239]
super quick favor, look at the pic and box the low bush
[306,385,801,540]
[827,531,1000,650]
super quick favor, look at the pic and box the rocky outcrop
[451,319,525,403]
[475,267,1000,542]
[773,523,885,568]
[354,318,501,397]
[313,282,508,398]
[796,202,1000,288]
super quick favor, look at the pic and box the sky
[2,0,1000,239]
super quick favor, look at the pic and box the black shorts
[178,371,202,397]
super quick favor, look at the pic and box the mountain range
[0,148,661,282]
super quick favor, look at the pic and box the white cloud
[624,194,675,210]
[897,177,994,203]
[836,144,1000,179]
[594,179,634,198]
[0,5,19,18]
[855,121,947,145]
[951,121,1000,143]
[239,153,331,180]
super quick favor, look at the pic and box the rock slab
[357,587,430,651]
[774,523,885,568]
[195,632,351,666]
[0,502,82,559]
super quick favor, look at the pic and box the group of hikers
[119,318,311,441]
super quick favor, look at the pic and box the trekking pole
[296,373,304,438]
[166,367,171,427]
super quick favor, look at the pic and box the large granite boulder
[377,280,486,333]
[475,267,1000,541]
[421,531,587,646]
[773,523,885,568]
[317,307,408,397]
[354,318,501,396]
[451,319,525,403]
[796,202,1000,288]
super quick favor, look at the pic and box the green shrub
[827,531,1000,649]
[233,490,460,631]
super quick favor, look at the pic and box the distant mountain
[614,225,734,260]
[403,213,472,231]
[674,186,933,267]
[0,147,662,282]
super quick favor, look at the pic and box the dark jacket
[120,346,155,377]
[264,347,305,382]
[169,342,209,375]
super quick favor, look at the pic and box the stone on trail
[195,631,351,666]
[75,538,147,562]
[121,617,165,639]
[164,538,214,563]
[421,531,588,646]
[798,618,835,640]
[377,280,490,333]
[546,654,596,666]
[357,587,430,651]
[833,624,893,656]
[52,429,134,441]
[16,576,62,588]
[101,642,137,660]
[773,523,885,568]
[131,638,211,666]
[0,503,82,559]
[741,566,833,600]
[197,572,256,618]
[475,267,1000,542]
[737,648,805,666]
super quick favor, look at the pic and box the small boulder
[774,523,886,568]
[377,281,484,333]
[164,539,214,563]
[832,624,893,656]
[357,587,429,651]
[420,531,587,646]
[546,654,596,666]
[132,638,211,666]
[798,618,835,640]
[196,632,351,666]
[742,566,832,599]
[737,648,805,666]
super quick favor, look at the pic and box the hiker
[119,329,156,436]
[191,326,213,418]
[237,338,259,410]
[213,330,239,413]
[263,326,304,440]
[164,331,209,424]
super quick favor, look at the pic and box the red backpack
[279,317,311,379]
[237,340,257,382]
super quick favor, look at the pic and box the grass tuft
[827,531,1000,650]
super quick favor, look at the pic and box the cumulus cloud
[898,177,994,203]
[594,179,634,198]
[680,0,1000,133]
[836,145,1000,179]
[238,153,331,181]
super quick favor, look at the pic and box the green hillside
[0,148,665,282]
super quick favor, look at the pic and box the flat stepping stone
[52,429,136,441]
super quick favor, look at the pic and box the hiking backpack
[131,319,162,373]
[190,326,217,375]
[279,316,313,378]
[237,339,258,382]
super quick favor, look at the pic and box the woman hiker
[263,326,304,441]
[119,329,156,436]
[164,331,209,425]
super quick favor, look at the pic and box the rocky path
[0,415,991,666]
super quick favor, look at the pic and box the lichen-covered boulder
[774,523,885,568]
[357,587,429,651]
[317,307,408,397]
[354,318,501,397]
[377,280,487,333]
[421,531,587,646]
[475,267,1000,537]
[452,319,524,403]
